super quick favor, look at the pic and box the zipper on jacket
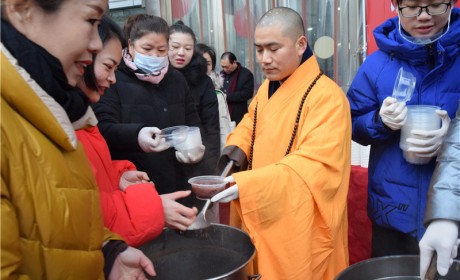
[426,44,435,70]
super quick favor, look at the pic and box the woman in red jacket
[76,15,198,247]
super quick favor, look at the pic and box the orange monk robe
[227,56,351,280]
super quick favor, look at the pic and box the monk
[212,7,351,280]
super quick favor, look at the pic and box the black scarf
[177,52,208,88]
[1,19,89,122]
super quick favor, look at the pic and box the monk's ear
[296,36,308,56]
[4,0,33,24]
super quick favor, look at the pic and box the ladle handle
[200,199,211,214]
[424,252,440,280]
[221,160,234,178]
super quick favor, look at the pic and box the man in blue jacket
[347,0,460,257]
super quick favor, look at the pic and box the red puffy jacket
[76,126,164,246]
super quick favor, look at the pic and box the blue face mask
[133,50,169,74]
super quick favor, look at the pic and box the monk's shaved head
[256,7,305,40]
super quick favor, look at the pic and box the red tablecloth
[348,165,372,265]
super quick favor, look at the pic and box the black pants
[371,224,419,257]
[372,224,460,259]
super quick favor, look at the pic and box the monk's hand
[211,176,238,203]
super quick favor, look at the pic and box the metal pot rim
[335,255,460,280]
[206,224,256,280]
[141,223,257,280]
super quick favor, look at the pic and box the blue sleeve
[347,58,398,146]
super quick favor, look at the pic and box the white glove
[419,220,460,278]
[175,144,205,164]
[407,110,451,157]
[379,97,407,131]
[138,127,170,152]
[211,176,239,203]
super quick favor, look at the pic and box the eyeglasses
[398,2,451,18]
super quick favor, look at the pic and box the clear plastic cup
[392,67,416,103]
[399,105,441,164]
[175,127,202,156]
[159,126,189,146]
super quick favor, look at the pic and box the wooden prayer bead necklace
[248,71,323,170]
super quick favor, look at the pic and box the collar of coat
[1,45,96,150]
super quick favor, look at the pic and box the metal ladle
[187,160,234,230]
[187,198,212,230]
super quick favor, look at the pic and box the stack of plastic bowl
[399,105,441,164]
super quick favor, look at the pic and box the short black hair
[221,52,237,63]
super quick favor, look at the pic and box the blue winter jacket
[347,8,460,240]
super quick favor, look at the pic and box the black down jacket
[176,53,220,176]
[93,59,201,198]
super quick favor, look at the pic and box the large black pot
[335,255,460,280]
[139,224,259,280]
